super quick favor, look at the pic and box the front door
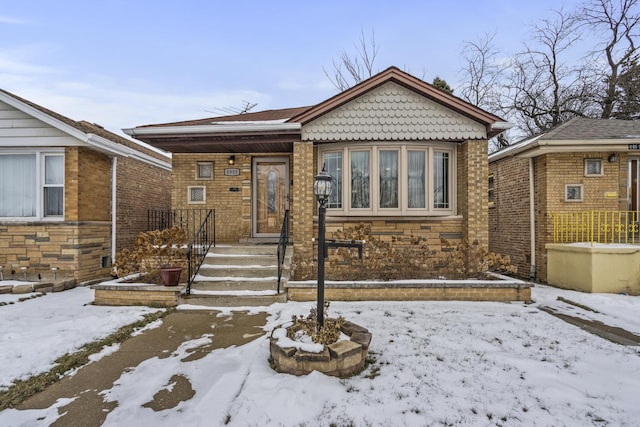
[253,157,289,236]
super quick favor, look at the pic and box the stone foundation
[270,320,371,377]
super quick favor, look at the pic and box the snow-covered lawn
[1,284,640,426]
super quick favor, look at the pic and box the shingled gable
[289,66,509,139]
[0,88,170,168]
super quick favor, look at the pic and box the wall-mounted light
[608,153,618,163]
[228,155,236,166]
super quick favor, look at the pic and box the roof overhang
[123,122,302,153]
[489,137,640,162]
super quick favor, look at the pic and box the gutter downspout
[111,157,117,265]
[529,158,536,279]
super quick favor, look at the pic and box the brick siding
[490,152,630,282]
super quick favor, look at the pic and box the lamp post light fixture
[313,166,334,331]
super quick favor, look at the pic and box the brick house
[0,89,172,283]
[489,117,640,293]
[125,67,510,281]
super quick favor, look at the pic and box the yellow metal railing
[551,211,640,244]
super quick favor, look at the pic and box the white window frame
[565,184,584,202]
[318,142,456,216]
[42,153,65,218]
[196,161,214,180]
[488,173,495,207]
[0,149,65,221]
[584,159,603,177]
[188,185,206,204]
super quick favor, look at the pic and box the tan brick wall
[172,153,247,243]
[0,221,111,282]
[490,152,630,282]
[291,142,315,271]
[489,156,532,278]
[94,287,181,307]
[287,285,531,302]
[457,140,489,248]
[116,156,171,251]
[65,147,111,221]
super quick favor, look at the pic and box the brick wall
[287,284,531,302]
[172,153,247,243]
[291,142,315,273]
[116,156,171,251]
[490,152,629,282]
[489,156,531,278]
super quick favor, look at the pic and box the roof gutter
[87,134,171,170]
[123,122,302,137]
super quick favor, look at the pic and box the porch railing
[551,210,639,244]
[147,209,212,242]
[147,208,216,294]
[185,209,216,295]
[277,209,290,294]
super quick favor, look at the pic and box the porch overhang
[123,123,302,153]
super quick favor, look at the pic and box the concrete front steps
[179,244,291,307]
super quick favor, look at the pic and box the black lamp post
[314,166,333,331]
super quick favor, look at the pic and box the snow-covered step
[184,244,291,307]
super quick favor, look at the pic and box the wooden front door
[253,158,289,236]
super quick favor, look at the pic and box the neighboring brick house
[125,67,510,280]
[489,117,640,287]
[0,89,172,283]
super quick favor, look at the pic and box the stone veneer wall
[0,221,111,282]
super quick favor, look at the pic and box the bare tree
[459,33,506,110]
[578,0,640,118]
[324,29,380,91]
[503,10,601,135]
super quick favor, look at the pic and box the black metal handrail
[276,209,290,294]
[185,209,216,295]
[147,209,212,240]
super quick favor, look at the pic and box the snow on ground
[1,284,640,426]
[0,286,161,390]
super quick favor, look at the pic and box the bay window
[320,144,455,216]
[0,151,64,219]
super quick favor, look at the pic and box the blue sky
[1,0,582,135]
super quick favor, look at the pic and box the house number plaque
[224,168,240,176]
[629,144,640,150]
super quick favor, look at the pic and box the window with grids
[0,152,64,219]
[320,144,454,215]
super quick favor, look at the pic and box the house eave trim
[123,122,302,137]
[87,134,171,170]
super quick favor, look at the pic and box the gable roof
[290,66,510,138]
[125,66,510,152]
[489,117,640,162]
[0,88,171,169]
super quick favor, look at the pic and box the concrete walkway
[17,310,267,427]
